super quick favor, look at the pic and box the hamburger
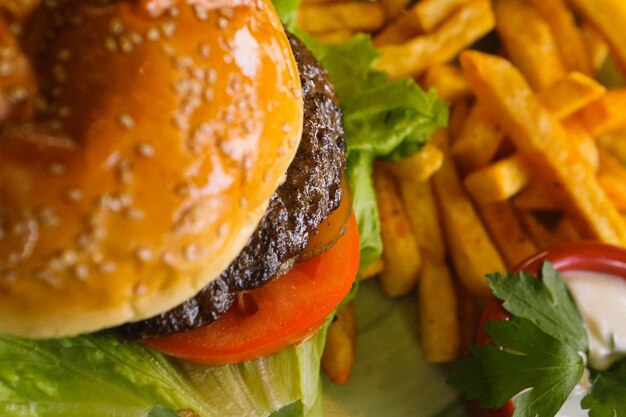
[0,0,449,415]
[0,0,358,415]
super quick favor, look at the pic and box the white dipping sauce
[553,270,626,417]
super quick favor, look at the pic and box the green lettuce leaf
[297,33,448,268]
[0,322,328,417]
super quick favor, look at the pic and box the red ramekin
[475,242,626,417]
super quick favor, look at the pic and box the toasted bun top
[0,0,303,338]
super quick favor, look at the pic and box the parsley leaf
[487,262,589,353]
[448,318,585,417]
[582,359,626,417]
[448,264,590,417]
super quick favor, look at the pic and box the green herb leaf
[487,262,589,353]
[296,33,448,269]
[448,318,585,417]
[582,359,626,417]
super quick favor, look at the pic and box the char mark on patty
[117,33,346,339]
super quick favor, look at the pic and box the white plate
[323,280,469,417]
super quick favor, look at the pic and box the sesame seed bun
[0,0,303,338]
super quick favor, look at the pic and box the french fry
[537,72,606,120]
[418,258,460,363]
[373,13,421,47]
[562,117,599,173]
[312,30,354,44]
[581,22,609,73]
[387,143,444,184]
[357,258,384,281]
[374,164,421,297]
[597,128,626,165]
[423,64,472,103]
[297,2,385,33]
[513,180,563,211]
[528,0,593,76]
[380,0,412,20]
[568,0,626,72]
[399,178,446,262]
[479,201,538,268]
[597,148,626,211]
[518,210,582,249]
[448,100,471,140]
[463,154,530,205]
[578,88,626,136]
[431,130,505,297]
[413,0,472,33]
[598,176,626,212]
[322,303,357,385]
[461,51,626,245]
[493,0,567,90]
[450,102,505,172]
[377,0,495,79]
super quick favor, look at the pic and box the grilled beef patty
[117,33,346,338]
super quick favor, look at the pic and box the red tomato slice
[146,213,360,365]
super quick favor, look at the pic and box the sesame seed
[37,270,60,287]
[218,7,234,19]
[160,22,176,38]
[8,23,22,36]
[8,251,21,265]
[183,243,200,260]
[39,207,60,227]
[218,223,228,237]
[133,282,148,296]
[167,6,180,18]
[119,36,134,53]
[57,49,72,61]
[282,123,291,133]
[173,182,190,198]
[240,197,248,208]
[104,37,118,52]
[116,159,133,184]
[197,43,210,58]
[76,232,93,250]
[161,44,175,57]
[109,18,124,35]
[173,55,193,70]
[146,27,160,41]
[161,251,176,266]
[47,161,67,176]
[65,187,83,202]
[128,32,143,45]
[118,113,135,129]
[136,142,155,157]
[57,106,72,118]
[61,250,77,264]
[193,5,208,21]
[53,64,67,82]
[0,61,14,77]
[73,263,89,280]
[7,87,28,103]
[203,89,214,103]
[12,223,26,236]
[124,207,144,220]
[98,261,117,274]
[217,17,228,29]
[135,246,153,262]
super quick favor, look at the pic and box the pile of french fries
[300,0,626,383]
